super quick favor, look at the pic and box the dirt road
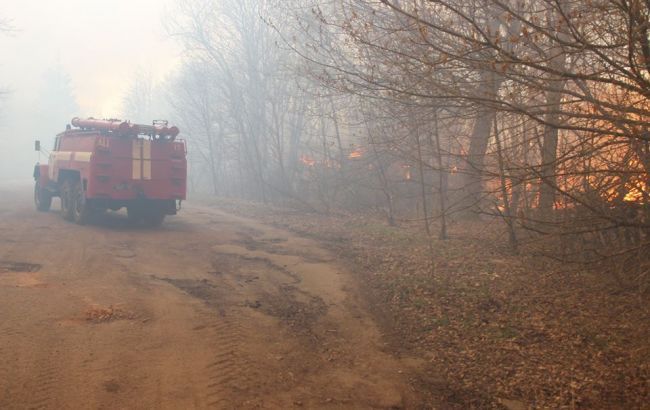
[0,186,423,409]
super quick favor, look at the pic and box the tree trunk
[432,109,448,240]
[538,73,567,216]
[461,70,503,217]
[538,7,568,217]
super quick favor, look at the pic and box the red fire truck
[33,117,187,226]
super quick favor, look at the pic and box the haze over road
[0,186,421,409]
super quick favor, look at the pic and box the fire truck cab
[33,117,187,226]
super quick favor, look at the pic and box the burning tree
[165,0,650,287]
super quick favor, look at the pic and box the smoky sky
[0,0,180,182]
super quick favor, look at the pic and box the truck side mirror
[35,140,41,151]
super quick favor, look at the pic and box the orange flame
[348,149,363,159]
[300,155,316,167]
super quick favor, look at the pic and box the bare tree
[163,0,650,287]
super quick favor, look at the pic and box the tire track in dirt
[0,258,46,408]
[0,191,422,408]
[145,243,312,407]
[26,354,60,410]
[192,208,418,408]
[0,331,14,408]
[151,275,260,407]
[2,312,68,410]
[0,299,45,409]
[202,316,254,408]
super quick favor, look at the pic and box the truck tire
[34,180,52,212]
[127,207,165,227]
[143,211,165,227]
[60,180,74,221]
[126,206,142,225]
[71,180,91,225]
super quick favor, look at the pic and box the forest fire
[624,186,646,203]
[348,148,363,159]
[299,154,316,167]
[2,0,648,409]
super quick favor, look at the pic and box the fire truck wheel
[60,180,74,221]
[143,211,165,227]
[126,206,142,224]
[71,180,91,225]
[34,180,52,212]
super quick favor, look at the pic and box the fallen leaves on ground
[207,198,649,409]
[85,305,134,324]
